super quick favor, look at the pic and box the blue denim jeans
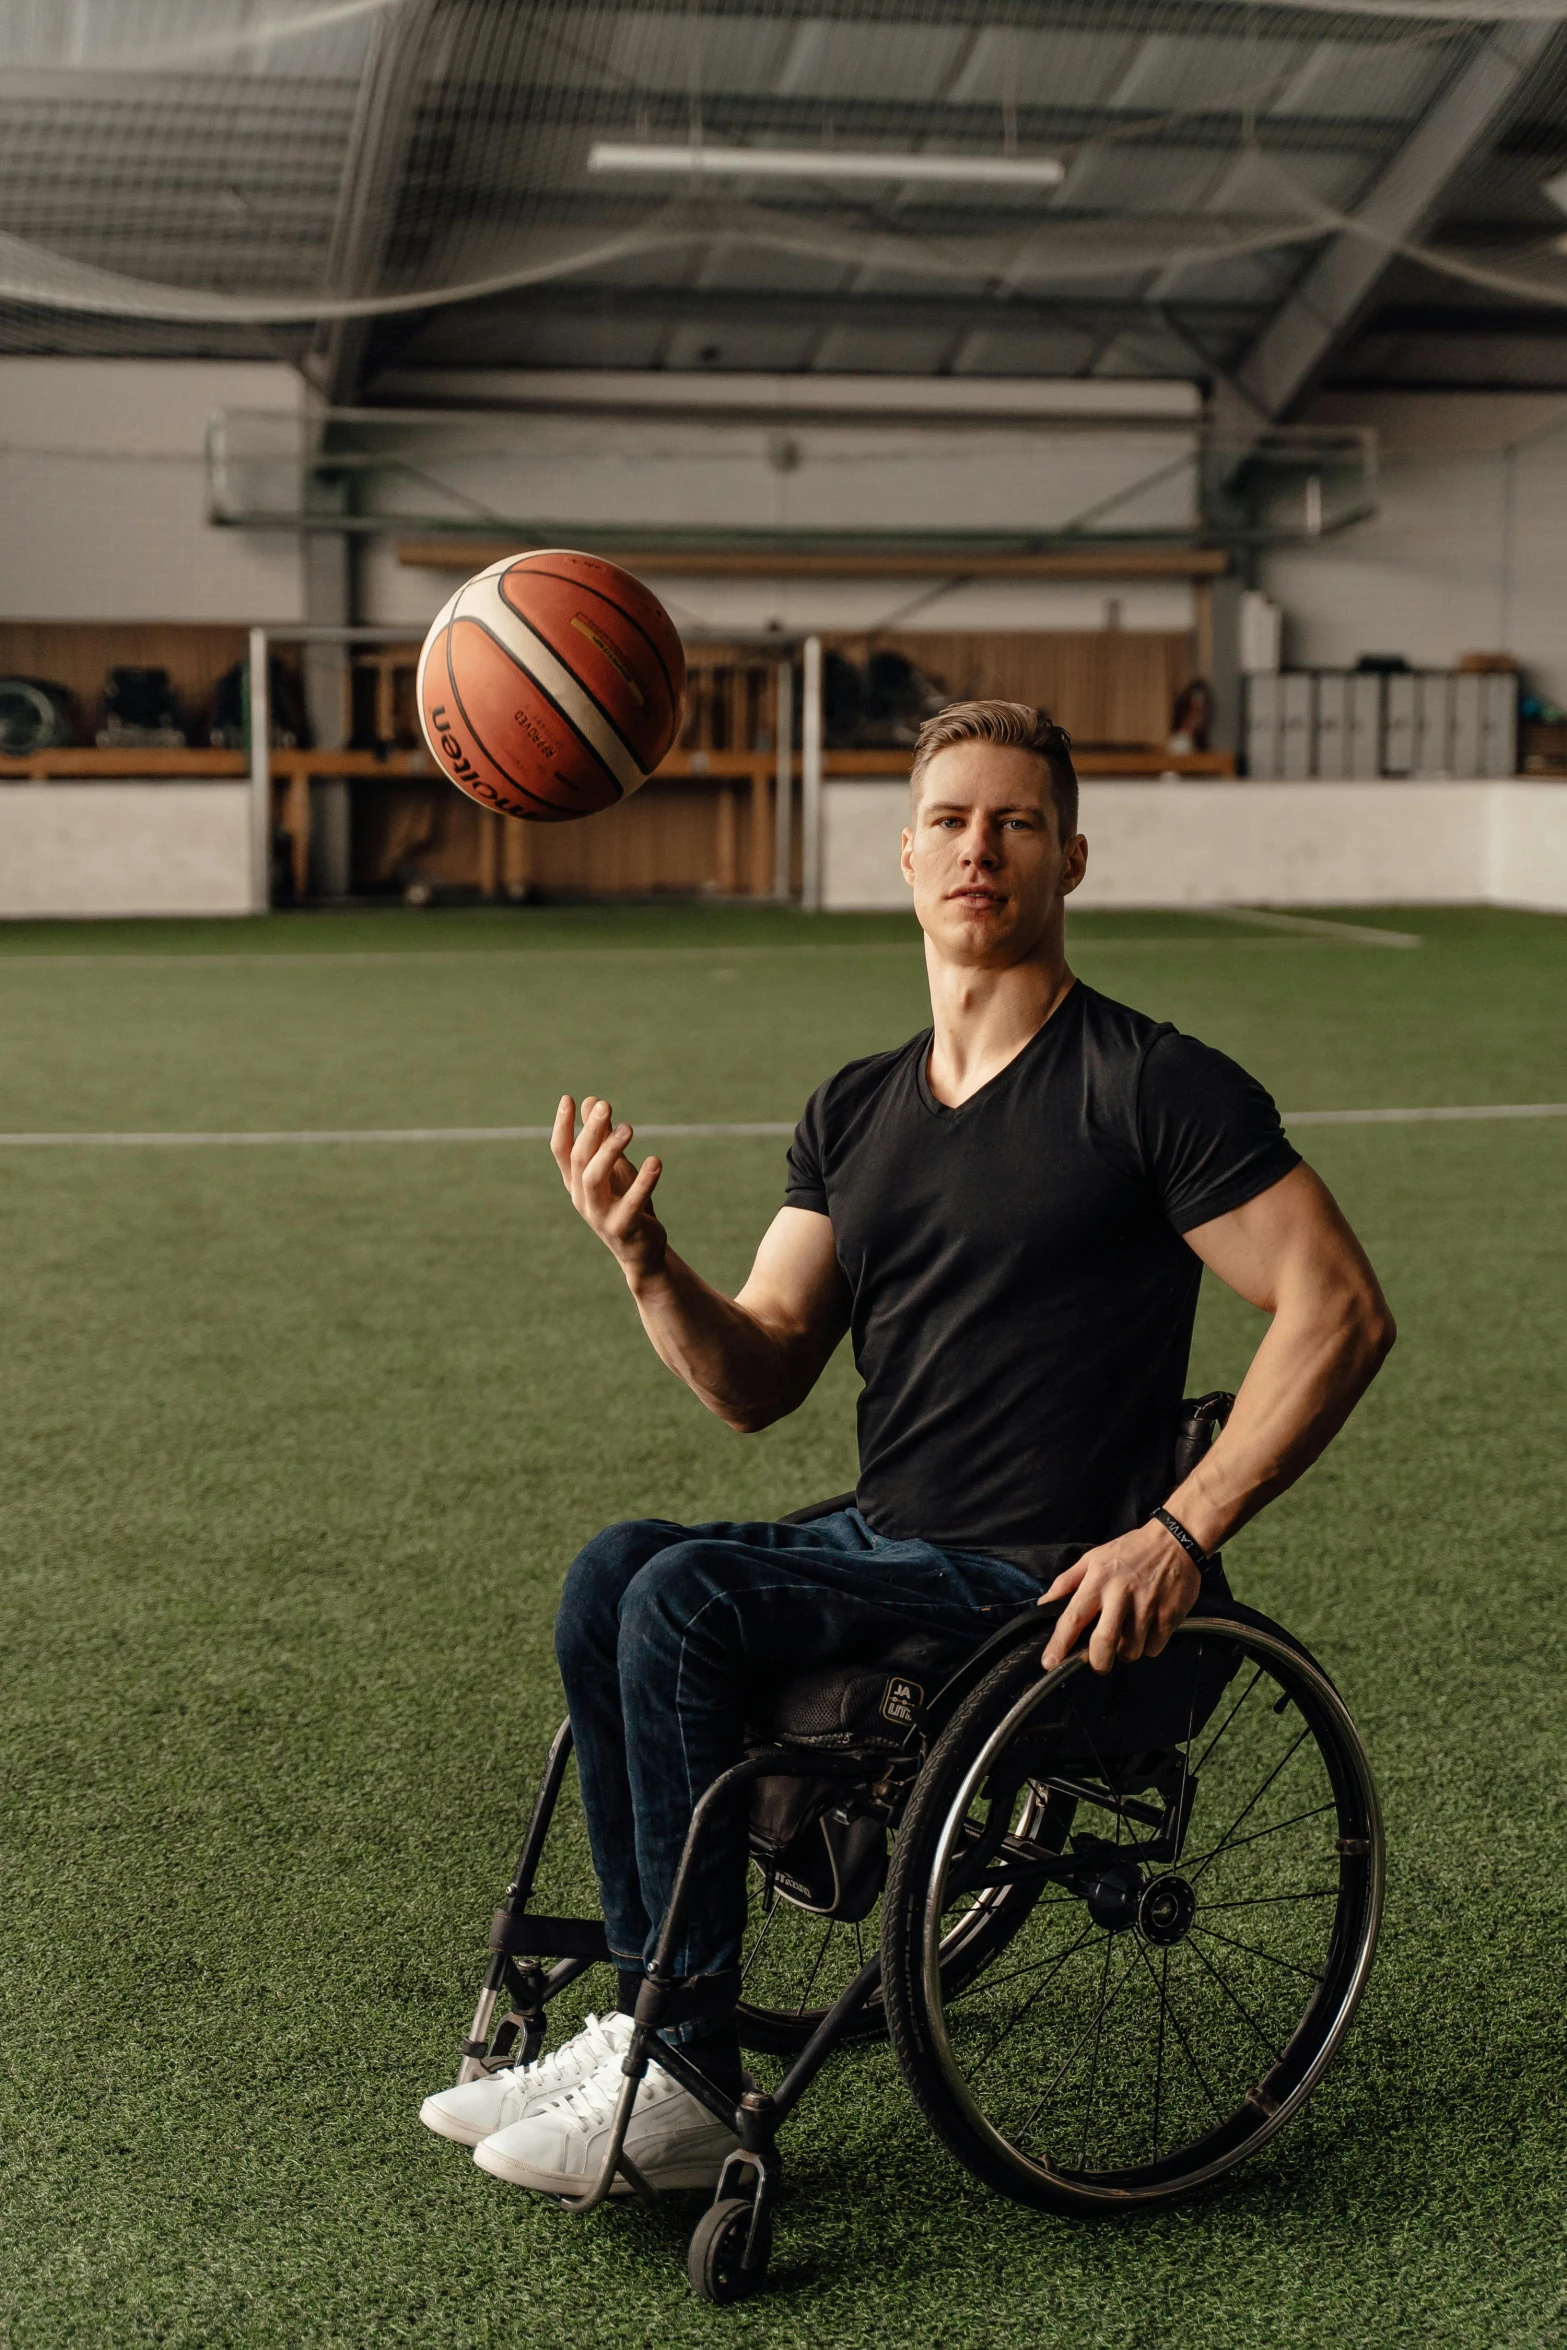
[553,1508,1046,2024]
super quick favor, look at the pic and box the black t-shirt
[784,981,1299,1559]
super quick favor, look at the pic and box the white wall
[0,359,304,622]
[0,784,252,917]
[1262,391,1567,703]
[820,776,1567,912]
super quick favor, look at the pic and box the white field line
[1195,907,1423,948]
[0,1105,1562,1147]
[1285,1102,1567,1126]
[0,920,1421,968]
[0,1123,797,1146]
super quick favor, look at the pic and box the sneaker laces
[535,2049,678,2130]
[492,2010,629,2094]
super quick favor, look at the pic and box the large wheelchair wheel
[881,1605,1383,2210]
[737,1786,1059,2056]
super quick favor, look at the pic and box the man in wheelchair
[421,699,1395,2216]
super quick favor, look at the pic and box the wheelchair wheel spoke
[1061,1691,1125,1835]
[1200,1884,1339,1913]
[1186,1795,1336,1881]
[1170,1636,1207,1866]
[1131,1934,1224,2126]
[1186,1728,1314,1883]
[968,1920,1101,2069]
[945,1922,1093,2008]
[1151,1946,1169,2165]
[1193,1664,1266,1776]
[1182,1934,1287,2066]
[1190,1921,1323,1983]
[794,1919,837,2016]
[1076,1934,1115,2170]
[739,1890,784,1985]
[1014,1944,1140,2151]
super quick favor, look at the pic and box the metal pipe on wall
[247,625,270,914]
[801,636,823,912]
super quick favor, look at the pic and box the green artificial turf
[0,902,1562,2349]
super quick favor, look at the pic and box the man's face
[901,741,1087,965]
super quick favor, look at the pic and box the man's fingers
[571,1096,610,1152]
[1088,1583,1131,1675]
[1042,1584,1098,1670]
[1038,1560,1087,1606]
[550,1095,577,1186]
[581,1120,634,1206]
[608,1153,661,1229]
[1142,1596,1178,1659]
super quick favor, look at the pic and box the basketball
[416,550,686,823]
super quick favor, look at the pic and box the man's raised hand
[551,1094,668,1286]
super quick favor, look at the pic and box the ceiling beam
[398,538,1230,579]
[1212,20,1561,443]
[392,280,1262,340]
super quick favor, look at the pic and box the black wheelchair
[449,1397,1384,2302]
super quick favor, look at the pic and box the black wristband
[1153,1506,1211,1571]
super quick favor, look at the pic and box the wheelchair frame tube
[645,1747,873,1991]
[511,1716,577,1911]
[459,1716,576,2080]
[770,1950,885,2123]
[557,2068,659,2214]
[558,1746,876,2214]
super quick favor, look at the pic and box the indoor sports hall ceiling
[8,0,1567,403]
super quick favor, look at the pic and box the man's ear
[900,826,916,887]
[1060,833,1088,897]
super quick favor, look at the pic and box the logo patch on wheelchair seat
[881,1675,923,1727]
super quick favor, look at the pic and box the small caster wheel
[688,2196,770,2303]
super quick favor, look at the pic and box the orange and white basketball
[416,550,687,823]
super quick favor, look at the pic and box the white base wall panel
[0,785,253,918]
[1074,782,1490,908]
[1488,783,1567,913]
[821,778,1567,914]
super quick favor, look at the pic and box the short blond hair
[908,700,1078,842]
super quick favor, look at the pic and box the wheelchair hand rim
[919,1613,1386,2204]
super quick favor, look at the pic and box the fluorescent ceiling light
[588,141,1066,189]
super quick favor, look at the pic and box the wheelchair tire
[881,1605,1383,2212]
[688,2196,770,2302]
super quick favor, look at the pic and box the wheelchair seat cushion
[749,1659,932,1752]
[745,1651,946,1880]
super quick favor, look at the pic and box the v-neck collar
[915,976,1082,1119]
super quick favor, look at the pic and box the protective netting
[4,0,1567,355]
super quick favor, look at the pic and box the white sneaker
[473,2052,739,2196]
[418,2012,635,2148]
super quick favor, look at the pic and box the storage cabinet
[1244,669,1516,780]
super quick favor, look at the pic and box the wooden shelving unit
[0,749,248,778]
[822,749,1235,778]
[0,622,255,745]
[0,621,1229,907]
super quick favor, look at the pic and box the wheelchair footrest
[490,1910,611,1962]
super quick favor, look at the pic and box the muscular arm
[1042,1162,1396,1673]
[551,1094,850,1432]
